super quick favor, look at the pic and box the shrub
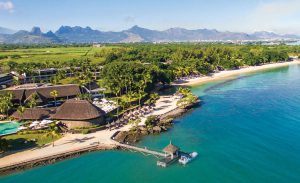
[81,129,90,134]
[145,115,158,127]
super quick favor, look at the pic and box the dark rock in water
[159,117,173,125]
[114,131,128,143]
[153,126,162,133]
[126,131,142,143]
[139,126,148,131]
[140,130,149,136]
[161,126,168,131]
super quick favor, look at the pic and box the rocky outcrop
[113,118,173,144]
[114,99,200,144]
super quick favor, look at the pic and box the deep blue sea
[1,64,300,183]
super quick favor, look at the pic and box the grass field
[4,132,62,151]
[0,46,118,68]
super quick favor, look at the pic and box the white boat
[178,152,198,165]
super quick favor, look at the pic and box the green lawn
[0,46,119,69]
[3,132,62,151]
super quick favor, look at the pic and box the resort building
[51,99,106,129]
[0,73,14,89]
[11,108,53,120]
[14,67,103,84]
[2,84,81,105]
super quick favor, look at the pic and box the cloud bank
[248,0,300,34]
[0,1,14,13]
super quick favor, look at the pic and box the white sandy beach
[173,60,300,86]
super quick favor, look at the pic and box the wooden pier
[116,143,166,157]
[116,142,185,168]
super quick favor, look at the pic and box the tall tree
[50,90,58,107]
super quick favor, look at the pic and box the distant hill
[1,27,62,44]
[0,25,299,44]
[0,26,16,34]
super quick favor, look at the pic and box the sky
[1,0,300,34]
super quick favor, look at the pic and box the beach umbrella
[32,121,40,124]
[18,126,27,130]
[29,123,38,128]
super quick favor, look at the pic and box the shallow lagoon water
[1,65,300,183]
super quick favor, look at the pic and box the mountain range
[0,25,299,44]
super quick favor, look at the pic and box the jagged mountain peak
[30,27,42,35]
[2,25,299,44]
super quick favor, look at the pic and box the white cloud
[0,1,14,13]
[254,0,300,18]
[247,0,300,34]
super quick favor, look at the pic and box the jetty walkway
[117,143,166,157]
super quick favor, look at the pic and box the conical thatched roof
[51,100,105,120]
[163,142,179,154]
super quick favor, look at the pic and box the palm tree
[27,93,38,108]
[17,106,26,121]
[0,93,13,117]
[147,93,159,105]
[45,124,60,147]
[50,90,58,107]
[0,138,8,152]
[13,77,20,86]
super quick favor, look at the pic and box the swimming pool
[0,121,20,136]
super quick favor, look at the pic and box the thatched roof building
[51,100,106,129]
[163,142,179,154]
[11,108,53,120]
[2,84,81,105]
[51,100,105,120]
[163,142,179,159]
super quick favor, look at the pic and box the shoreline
[0,95,182,174]
[0,144,116,175]
[173,60,300,86]
[1,60,299,175]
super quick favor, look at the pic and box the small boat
[178,152,198,165]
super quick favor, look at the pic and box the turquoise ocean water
[1,65,300,183]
